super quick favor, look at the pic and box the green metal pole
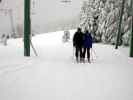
[130,0,133,57]
[115,0,125,49]
[24,0,30,56]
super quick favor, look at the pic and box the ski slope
[0,30,133,100]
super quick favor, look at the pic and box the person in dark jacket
[82,29,92,63]
[73,28,84,62]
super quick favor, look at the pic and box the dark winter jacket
[73,31,84,48]
[83,32,92,48]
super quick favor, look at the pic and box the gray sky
[0,0,85,33]
[33,0,84,24]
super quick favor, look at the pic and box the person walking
[82,29,93,63]
[73,28,84,63]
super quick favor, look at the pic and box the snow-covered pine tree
[80,0,132,46]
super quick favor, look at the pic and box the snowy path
[0,30,133,100]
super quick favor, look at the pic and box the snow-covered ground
[0,30,133,100]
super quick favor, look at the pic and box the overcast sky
[33,0,84,23]
[0,0,85,33]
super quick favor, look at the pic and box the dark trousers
[75,47,82,58]
[83,48,90,59]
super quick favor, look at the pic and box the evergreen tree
[80,0,131,45]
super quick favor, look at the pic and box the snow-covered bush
[62,30,70,42]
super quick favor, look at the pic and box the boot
[87,58,91,63]
[76,57,79,63]
[80,58,82,63]
[82,58,85,63]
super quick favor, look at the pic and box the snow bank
[0,30,133,100]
